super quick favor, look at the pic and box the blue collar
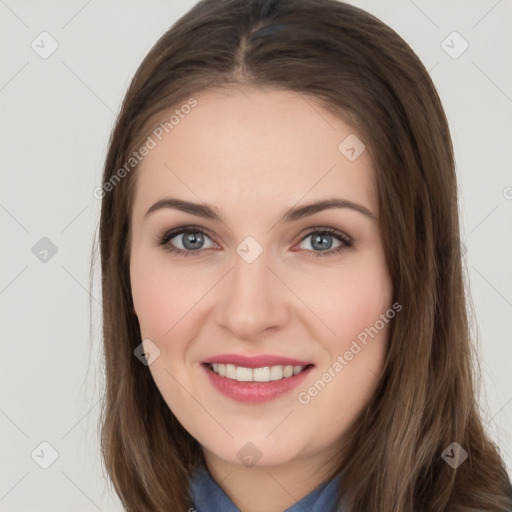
[188,464,344,511]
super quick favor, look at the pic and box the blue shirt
[188,464,344,512]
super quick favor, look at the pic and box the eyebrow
[144,197,377,223]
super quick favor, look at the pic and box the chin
[202,436,305,470]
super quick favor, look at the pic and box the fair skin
[129,86,393,512]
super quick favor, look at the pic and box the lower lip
[201,363,314,403]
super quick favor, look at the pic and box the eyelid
[298,225,352,242]
[154,224,218,252]
[155,224,353,257]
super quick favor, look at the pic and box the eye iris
[311,233,333,251]
[182,232,204,250]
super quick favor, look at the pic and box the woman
[95,0,512,510]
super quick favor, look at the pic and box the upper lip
[203,354,314,368]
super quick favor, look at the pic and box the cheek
[290,255,392,349]
[309,260,392,415]
[130,255,199,408]
[336,276,391,343]
[131,263,172,338]
[291,254,392,420]
[130,250,214,351]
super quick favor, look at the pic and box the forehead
[131,86,376,220]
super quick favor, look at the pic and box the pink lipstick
[200,353,314,404]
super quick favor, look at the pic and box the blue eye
[156,225,352,258]
[161,228,217,255]
[297,228,352,257]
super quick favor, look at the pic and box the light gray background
[1,1,511,510]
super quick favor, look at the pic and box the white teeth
[225,364,236,379]
[269,365,283,381]
[283,366,293,378]
[253,367,270,382]
[210,363,307,382]
[235,366,253,381]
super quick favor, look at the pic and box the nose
[214,249,290,342]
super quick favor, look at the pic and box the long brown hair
[93,0,512,510]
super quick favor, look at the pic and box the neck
[202,445,339,512]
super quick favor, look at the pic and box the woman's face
[129,86,393,474]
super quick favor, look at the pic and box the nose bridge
[214,240,289,339]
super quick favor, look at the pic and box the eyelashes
[155,225,353,259]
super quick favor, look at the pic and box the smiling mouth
[204,363,314,383]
